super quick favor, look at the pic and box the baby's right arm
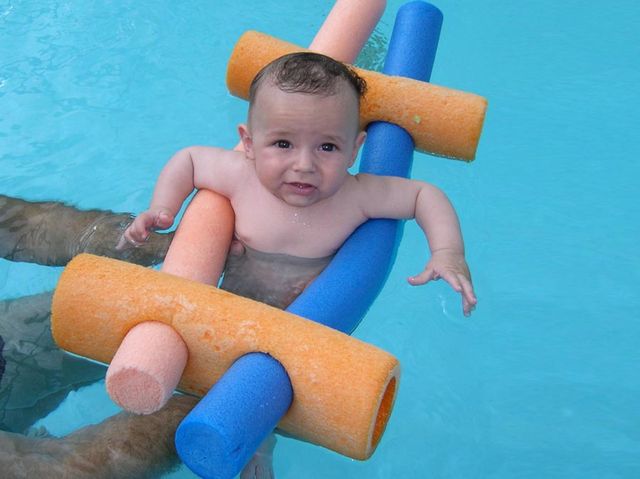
[119,146,240,248]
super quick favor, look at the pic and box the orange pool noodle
[52,254,400,460]
[226,31,487,161]
[105,321,188,414]
[161,189,234,284]
[104,190,235,414]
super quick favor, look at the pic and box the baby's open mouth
[286,182,316,195]
[290,182,314,189]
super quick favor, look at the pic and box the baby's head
[240,53,368,208]
[249,52,366,114]
[242,52,367,145]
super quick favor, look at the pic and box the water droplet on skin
[291,212,310,227]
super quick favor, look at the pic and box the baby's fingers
[116,228,144,250]
[463,297,476,316]
[438,272,477,315]
[115,233,129,251]
[437,269,464,293]
[116,226,147,250]
[116,215,154,250]
[154,211,174,230]
[408,267,438,286]
[128,219,152,243]
[459,276,477,316]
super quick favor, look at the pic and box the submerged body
[0,195,311,478]
[221,242,333,310]
[0,195,192,478]
[0,393,197,479]
[0,194,172,267]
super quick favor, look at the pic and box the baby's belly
[219,244,333,310]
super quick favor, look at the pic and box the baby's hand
[408,249,477,316]
[116,208,174,250]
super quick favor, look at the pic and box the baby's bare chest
[231,194,364,258]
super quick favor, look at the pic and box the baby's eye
[275,140,291,149]
[320,143,337,152]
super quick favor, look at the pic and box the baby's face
[241,81,365,208]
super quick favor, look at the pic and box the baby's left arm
[356,174,477,316]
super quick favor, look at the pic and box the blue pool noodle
[174,353,292,479]
[175,3,443,478]
[288,1,442,332]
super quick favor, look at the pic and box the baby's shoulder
[348,173,410,207]
[195,146,245,163]
[215,149,257,195]
[351,172,388,193]
[352,172,411,190]
[199,147,251,175]
[186,145,242,160]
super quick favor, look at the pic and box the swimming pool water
[2,1,639,477]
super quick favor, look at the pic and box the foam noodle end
[367,367,399,457]
[105,321,188,415]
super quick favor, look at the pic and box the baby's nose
[292,150,316,172]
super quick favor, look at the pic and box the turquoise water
[1,1,639,478]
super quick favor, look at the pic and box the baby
[124,51,477,313]
[123,51,477,478]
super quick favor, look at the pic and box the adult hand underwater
[0,195,193,478]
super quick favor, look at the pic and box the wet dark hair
[248,52,367,106]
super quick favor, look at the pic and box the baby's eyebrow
[320,134,347,145]
[262,127,347,145]
[263,128,294,138]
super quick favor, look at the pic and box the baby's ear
[350,131,367,166]
[238,124,254,159]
